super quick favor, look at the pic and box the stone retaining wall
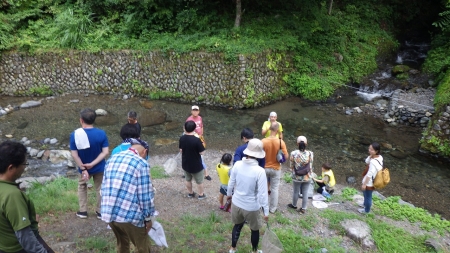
[0,51,292,108]
[385,88,435,127]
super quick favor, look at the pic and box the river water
[0,94,448,219]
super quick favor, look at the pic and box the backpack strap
[372,158,383,180]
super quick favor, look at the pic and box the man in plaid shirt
[101,138,155,253]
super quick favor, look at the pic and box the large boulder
[20,100,42,109]
[48,150,76,167]
[341,219,376,251]
[140,111,167,126]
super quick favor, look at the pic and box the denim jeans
[363,189,374,213]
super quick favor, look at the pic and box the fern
[433,4,450,31]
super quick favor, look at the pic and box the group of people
[0,105,384,253]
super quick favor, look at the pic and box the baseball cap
[297,136,307,144]
[192,105,199,110]
[243,139,265,159]
[269,112,277,117]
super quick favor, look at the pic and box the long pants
[292,180,311,209]
[78,172,103,213]
[109,222,151,253]
[264,168,281,213]
[363,189,374,213]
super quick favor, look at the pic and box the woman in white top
[359,142,383,214]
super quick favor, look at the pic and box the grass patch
[27,177,79,214]
[367,219,432,253]
[275,228,351,253]
[151,165,169,179]
[374,196,450,234]
[282,172,292,183]
[79,237,114,253]
[319,209,361,233]
[341,187,359,201]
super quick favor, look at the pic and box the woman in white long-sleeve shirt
[359,142,383,214]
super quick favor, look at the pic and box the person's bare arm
[83,147,109,169]
[279,131,283,140]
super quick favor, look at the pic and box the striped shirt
[101,149,155,227]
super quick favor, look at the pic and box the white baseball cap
[297,136,307,144]
[269,111,277,117]
[192,105,199,110]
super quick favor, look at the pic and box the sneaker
[187,192,196,198]
[287,204,297,209]
[358,203,365,208]
[329,189,335,195]
[220,206,224,210]
[297,208,306,214]
[229,249,236,253]
[76,211,88,219]
[198,194,207,200]
[95,211,101,220]
[204,175,212,181]
[298,193,302,198]
[358,208,368,214]
[253,250,263,253]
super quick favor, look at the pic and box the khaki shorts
[231,203,262,231]
[184,170,204,184]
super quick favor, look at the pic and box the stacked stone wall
[0,51,292,108]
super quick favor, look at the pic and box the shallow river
[0,94,449,219]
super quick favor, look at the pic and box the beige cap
[243,139,265,159]
[297,136,307,144]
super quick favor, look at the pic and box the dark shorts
[220,185,228,195]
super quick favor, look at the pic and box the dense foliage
[0,0,443,100]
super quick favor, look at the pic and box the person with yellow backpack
[360,142,383,214]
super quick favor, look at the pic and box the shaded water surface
[0,95,448,218]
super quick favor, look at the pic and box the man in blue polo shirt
[70,108,109,219]
[233,128,265,168]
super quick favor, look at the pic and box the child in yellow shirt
[216,153,232,210]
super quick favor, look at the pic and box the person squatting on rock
[287,136,314,214]
[233,128,265,168]
[359,142,383,214]
[185,105,211,180]
[111,123,141,156]
[70,108,109,219]
[101,138,155,253]
[179,120,207,199]
[216,153,232,210]
[262,122,288,213]
[0,140,54,253]
[227,139,269,253]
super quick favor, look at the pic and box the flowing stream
[0,94,448,219]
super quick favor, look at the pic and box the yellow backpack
[373,160,390,189]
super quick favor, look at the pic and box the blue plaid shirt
[101,150,155,227]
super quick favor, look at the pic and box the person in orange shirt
[261,122,288,213]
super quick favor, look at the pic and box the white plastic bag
[148,221,168,248]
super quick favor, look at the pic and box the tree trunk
[328,0,333,15]
[234,0,242,28]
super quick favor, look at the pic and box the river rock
[48,150,75,167]
[95,109,107,116]
[341,219,376,250]
[140,111,167,126]
[23,140,31,146]
[17,122,28,129]
[164,121,181,131]
[49,138,58,144]
[140,100,154,109]
[21,137,28,142]
[29,149,39,157]
[154,138,177,146]
[20,100,42,109]
[346,176,356,184]
[123,95,129,100]
[16,175,57,190]
[389,150,408,159]
[44,138,51,144]
[380,142,392,149]
[69,99,80,103]
[36,150,45,158]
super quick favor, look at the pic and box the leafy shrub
[341,187,358,201]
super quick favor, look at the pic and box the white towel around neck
[74,128,90,150]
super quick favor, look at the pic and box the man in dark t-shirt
[179,120,206,199]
